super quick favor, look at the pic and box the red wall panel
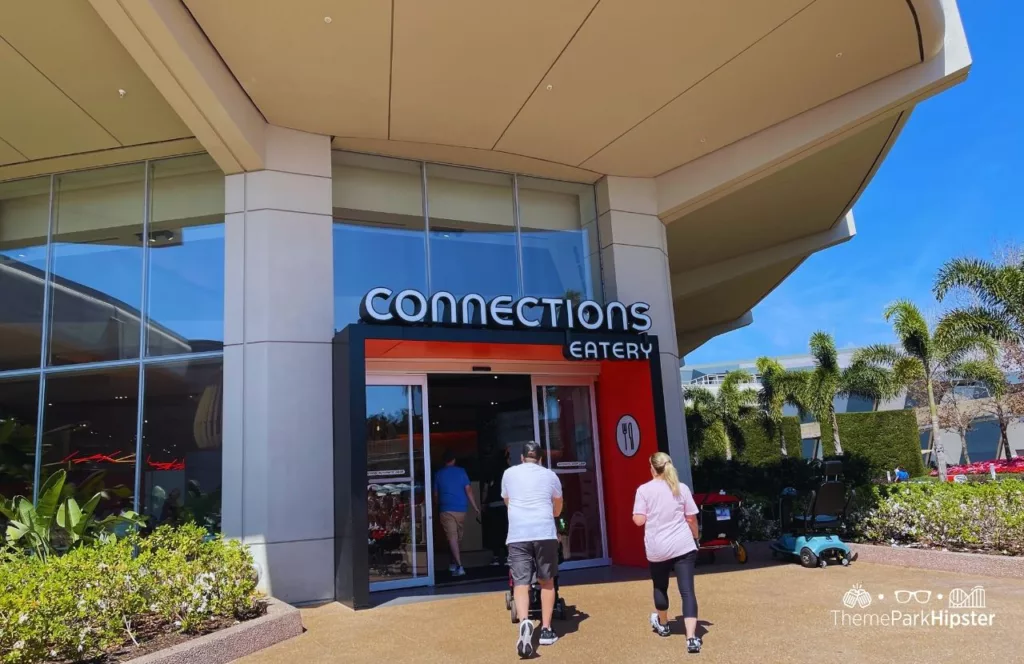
[596,360,659,567]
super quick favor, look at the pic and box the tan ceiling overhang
[666,111,904,355]
[180,0,938,180]
[0,1,194,174]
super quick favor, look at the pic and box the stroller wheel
[734,542,748,564]
[510,601,518,624]
[554,598,567,620]
[505,590,512,610]
[799,547,818,568]
[841,556,851,567]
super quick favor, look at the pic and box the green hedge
[820,410,924,478]
[687,412,801,464]
[737,416,802,465]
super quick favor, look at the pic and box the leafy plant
[854,300,996,478]
[804,331,897,456]
[853,479,1024,554]
[0,524,263,663]
[934,253,1024,344]
[755,357,808,458]
[1,470,145,560]
[685,370,758,461]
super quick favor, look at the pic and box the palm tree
[934,255,1024,344]
[755,357,808,457]
[853,300,996,479]
[805,332,896,457]
[684,370,758,461]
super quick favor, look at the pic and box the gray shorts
[508,540,559,586]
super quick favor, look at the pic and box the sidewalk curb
[128,598,303,663]
[849,543,1024,580]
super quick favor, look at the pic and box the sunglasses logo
[894,590,932,604]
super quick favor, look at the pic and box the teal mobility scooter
[771,460,857,568]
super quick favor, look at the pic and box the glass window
[0,177,50,371]
[40,366,138,518]
[518,176,600,302]
[146,155,226,355]
[333,153,426,330]
[140,358,222,532]
[49,164,146,365]
[0,375,40,501]
[427,164,518,299]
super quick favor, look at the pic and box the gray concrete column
[221,126,334,604]
[597,176,692,487]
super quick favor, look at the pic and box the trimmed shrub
[820,410,924,479]
[0,524,263,663]
[853,479,1024,555]
[737,416,802,465]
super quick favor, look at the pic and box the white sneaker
[649,613,670,637]
[516,620,535,658]
[452,566,466,577]
[448,563,457,573]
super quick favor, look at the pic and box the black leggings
[649,551,697,618]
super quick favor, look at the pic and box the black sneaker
[649,613,670,637]
[538,627,559,646]
[516,621,534,658]
[687,636,702,654]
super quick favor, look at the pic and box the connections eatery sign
[359,288,655,361]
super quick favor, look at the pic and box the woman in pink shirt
[632,452,702,653]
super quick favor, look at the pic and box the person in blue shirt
[434,449,479,577]
[895,465,910,482]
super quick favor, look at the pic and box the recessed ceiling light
[835,52,843,59]
[700,137,706,144]
[546,84,553,91]
[118,89,126,98]
[324,16,332,23]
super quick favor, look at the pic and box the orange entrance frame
[335,324,669,609]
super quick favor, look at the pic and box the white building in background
[682,350,1024,463]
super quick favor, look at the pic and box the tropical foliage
[934,253,1024,344]
[0,470,145,561]
[853,299,996,479]
[754,357,807,458]
[684,370,758,461]
[803,331,897,456]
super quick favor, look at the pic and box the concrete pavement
[239,560,1024,664]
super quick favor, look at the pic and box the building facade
[0,1,970,605]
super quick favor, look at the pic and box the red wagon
[692,491,748,564]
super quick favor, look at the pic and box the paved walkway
[240,559,1024,663]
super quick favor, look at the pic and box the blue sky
[687,2,1024,365]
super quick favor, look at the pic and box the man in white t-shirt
[501,440,563,658]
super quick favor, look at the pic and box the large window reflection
[0,376,39,501]
[147,155,226,355]
[333,153,426,330]
[140,358,223,532]
[0,177,50,371]
[519,176,600,302]
[40,366,138,518]
[427,165,519,299]
[49,165,145,365]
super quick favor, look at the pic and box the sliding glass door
[532,377,609,569]
[366,375,433,591]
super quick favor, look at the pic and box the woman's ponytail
[649,452,680,497]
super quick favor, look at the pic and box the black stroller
[505,518,569,622]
